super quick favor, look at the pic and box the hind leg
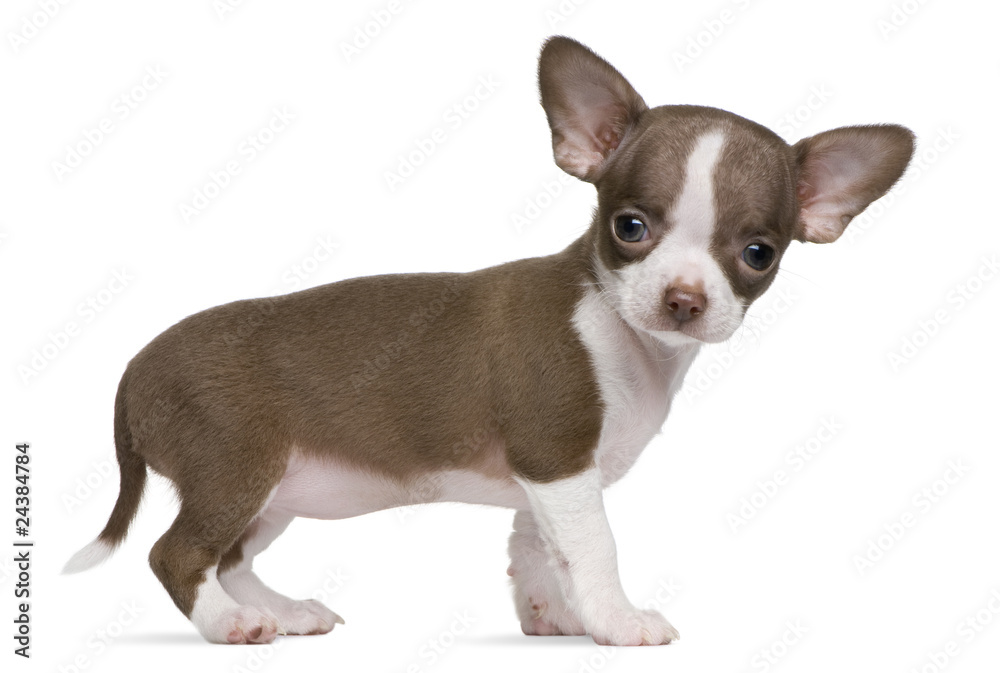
[150,501,281,644]
[218,507,343,635]
[148,435,292,646]
[507,510,585,636]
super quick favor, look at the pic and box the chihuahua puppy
[65,36,913,646]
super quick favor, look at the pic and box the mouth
[638,312,738,346]
[649,327,730,346]
[614,313,713,347]
[648,328,705,347]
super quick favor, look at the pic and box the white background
[2,0,998,671]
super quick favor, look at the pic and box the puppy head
[539,36,914,345]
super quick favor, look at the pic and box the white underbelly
[268,452,529,520]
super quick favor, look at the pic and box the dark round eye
[742,243,775,271]
[614,216,648,243]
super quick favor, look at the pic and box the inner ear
[794,125,915,243]
[538,37,647,183]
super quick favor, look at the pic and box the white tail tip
[63,539,115,574]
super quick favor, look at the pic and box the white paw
[200,606,281,645]
[590,608,679,646]
[273,599,344,636]
[519,600,586,636]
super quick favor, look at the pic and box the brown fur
[96,370,146,547]
[107,236,602,615]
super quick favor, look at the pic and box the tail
[63,371,147,574]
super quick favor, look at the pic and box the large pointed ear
[793,125,915,243]
[538,36,647,182]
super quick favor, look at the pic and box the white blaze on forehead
[668,130,726,268]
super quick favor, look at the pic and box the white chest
[572,288,700,487]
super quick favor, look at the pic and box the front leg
[515,467,679,646]
[508,510,586,636]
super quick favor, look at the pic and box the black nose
[664,286,706,322]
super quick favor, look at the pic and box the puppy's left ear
[793,125,915,243]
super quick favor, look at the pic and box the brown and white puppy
[64,36,914,646]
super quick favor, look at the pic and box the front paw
[590,608,679,646]
[519,600,586,636]
[274,598,344,636]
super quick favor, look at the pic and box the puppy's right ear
[538,36,647,182]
